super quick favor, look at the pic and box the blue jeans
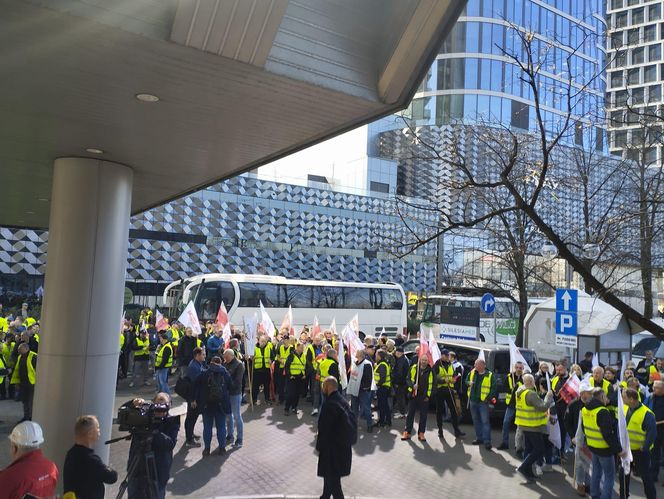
[155,368,170,394]
[225,394,243,444]
[202,407,226,450]
[351,391,373,429]
[501,406,516,446]
[591,453,615,499]
[469,401,491,444]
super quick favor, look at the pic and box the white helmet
[9,421,44,447]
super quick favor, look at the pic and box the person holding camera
[124,392,180,499]
[194,356,231,457]
[63,415,118,499]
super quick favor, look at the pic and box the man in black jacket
[63,415,117,499]
[317,377,354,499]
[177,327,199,376]
[392,348,409,419]
[125,393,180,499]
[649,380,664,481]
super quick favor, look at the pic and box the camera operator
[123,392,180,499]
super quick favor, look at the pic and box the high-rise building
[606,0,663,161]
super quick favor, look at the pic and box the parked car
[400,339,538,420]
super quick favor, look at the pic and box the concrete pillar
[33,158,133,468]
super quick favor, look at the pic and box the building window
[611,0,622,9]
[632,7,644,25]
[649,44,661,62]
[645,65,658,82]
[631,87,644,104]
[628,28,639,45]
[511,100,529,130]
[611,32,624,49]
[616,11,628,28]
[632,47,644,64]
[649,84,662,102]
[615,90,629,106]
[370,181,389,194]
[626,0,639,5]
[610,71,624,88]
[307,174,328,184]
[611,110,624,125]
[649,3,661,21]
[614,130,628,148]
[628,68,640,85]
[615,50,627,67]
[644,25,657,42]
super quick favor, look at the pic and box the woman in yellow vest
[154,332,173,395]
[514,374,554,481]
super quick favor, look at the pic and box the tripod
[106,432,159,499]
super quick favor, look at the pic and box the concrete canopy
[0,0,464,229]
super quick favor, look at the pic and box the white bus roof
[181,273,403,290]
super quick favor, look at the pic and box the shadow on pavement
[169,448,230,495]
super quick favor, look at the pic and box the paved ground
[0,380,654,498]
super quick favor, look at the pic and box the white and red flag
[177,301,202,336]
[155,309,169,332]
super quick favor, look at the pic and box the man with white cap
[0,420,58,499]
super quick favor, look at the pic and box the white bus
[172,273,408,338]
[421,294,546,343]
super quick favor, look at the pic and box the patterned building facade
[0,174,437,298]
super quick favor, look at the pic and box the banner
[244,313,257,357]
[617,389,633,474]
[558,373,581,405]
[280,305,294,336]
[155,309,169,332]
[507,335,532,373]
[259,301,276,339]
[177,301,202,336]
[215,302,232,348]
[312,316,321,337]
[337,328,348,389]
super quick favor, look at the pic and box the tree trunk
[516,286,528,347]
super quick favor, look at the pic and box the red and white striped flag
[558,373,581,404]
[155,309,168,332]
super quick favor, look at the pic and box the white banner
[177,301,202,336]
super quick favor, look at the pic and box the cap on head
[9,421,44,447]
[441,349,449,356]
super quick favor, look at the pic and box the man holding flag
[621,388,656,499]
[433,349,465,439]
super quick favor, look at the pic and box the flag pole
[248,358,254,412]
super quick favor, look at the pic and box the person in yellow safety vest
[581,387,623,499]
[251,335,275,406]
[169,323,181,351]
[590,365,616,408]
[0,348,9,398]
[274,336,293,404]
[154,333,173,395]
[648,359,664,388]
[318,346,341,393]
[466,358,496,449]
[621,388,657,499]
[0,316,8,333]
[401,353,433,442]
[283,342,307,415]
[130,329,152,388]
[11,343,37,421]
[514,373,554,481]
[433,349,466,439]
[498,361,525,450]
[0,333,16,400]
[374,350,392,428]
[307,334,325,416]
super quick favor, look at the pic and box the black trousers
[518,431,545,477]
[621,449,657,499]
[184,401,200,441]
[376,386,391,425]
[435,388,460,431]
[393,383,407,415]
[321,474,344,499]
[405,397,428,434]
[0,377,15,399]
[21,383,34,420]
[652,430,664,481]
[285,377,304,411]
[252,369,271,403]
[275,365,287,402]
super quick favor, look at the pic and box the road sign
[481,293,496,314]
[555,288,578,347]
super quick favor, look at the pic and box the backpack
[174,375,193,401]
[340,400,358,446]
[206,371,226,405]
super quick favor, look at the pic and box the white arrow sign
[484,297,495,312]
[561,290,572,311]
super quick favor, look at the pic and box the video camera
[116,402,169,434]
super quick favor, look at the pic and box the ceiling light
[37,198,49,202]
[26,211,35,215]
[85,148,104,154]
[135,93,160,103]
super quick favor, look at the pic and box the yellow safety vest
[505,375,523,406]
[468,370,493,402]
[408,364,432,397]
[374,361,392,388]
[436,362,455,389]
[551,375,565,391]
[1,342,14,366]
[288,353,306,376]
[0,354,6,384]
[625,403,654,451]
[120,333,125,350]
[582,406,610,449]
[319,358,337,386]
[11,351,36,385]
[278,344,292,368]
[649,365,659,384]
[254,344,273,369]
[515,388,548,428]
[0,317,7,332]
[134,337,150,357]
[590,378,610,396]
[156,343,173,368]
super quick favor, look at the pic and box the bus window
[196,282,235,321]
[344,287,372,309]
[238,283,283,307]
[284,284,313,307]
[422,299,442,322]
[380,288,404,310]
[313,286,344,308]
